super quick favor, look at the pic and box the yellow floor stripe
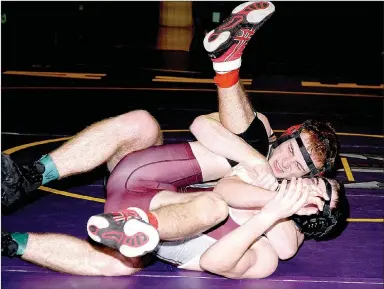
[336,132,383,138]
[3,86,380,98]
[155,76,252,83]
[3,129,382,157]
[302,81,384,90]
[153,78,252,85]
[3,71,105,80]
[341,157,355,182]
[36,188,384,223]
[4,71,106,77]
[347,218,384,223]
[2,136,382,224]
[40,186,105,203]
[158,129,383,138]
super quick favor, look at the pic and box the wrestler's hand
[295,192,325,216]
[262,177,311,220]
[228,161,278,191]
[252,171,279,191]
[305,183,330,201]
[292,181,329,215]
[226,163,259,184]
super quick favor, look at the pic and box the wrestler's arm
[200,180,307,279]
[213,175,277,208]
[190,113,268,167]
[199,209,280,279]
[264,219,305,260]
[214,176,308,260]
[21,233,144,276]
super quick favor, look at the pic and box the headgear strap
[295,137,319,176]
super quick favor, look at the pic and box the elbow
[277,246,298,260]
[199,255,231,278]
[189,114,212,138]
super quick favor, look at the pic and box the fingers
[310,196,325,212]
[309,185,330,201]
[285,177,298,199]
[292,186,310,214]
[269,179,279,191]
[260,173,278,190]
[276,179,288,200]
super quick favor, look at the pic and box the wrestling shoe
[87,207,160,258]
[1,153,44,208]
[1,231,18,257]
[203,1,275,72]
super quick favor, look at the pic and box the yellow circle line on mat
[39,187,384,223]
[2,129,382,156]
[40,186,106,203]
[3,134,384,223]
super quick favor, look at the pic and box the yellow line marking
[40,186,106,203]
[3,129,382,157]
[155,76,252,81]
[347,218,384,223]
[32,188,384,224]
[3,137,382,223]
[3,137,72,155]
[3,71,105,80]
[341,157,355,182]
[155,75,252,82]
[336,132,383,138]
[159,129,383,139]
[153,78,252,85]
[302,81,384,90]
[3,86,380,98]
[3,71,107,77]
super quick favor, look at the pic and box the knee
[190,113,219,137]
[97,256,141,276]
[197,192,229,225]
[190,115,207,135]
[115,110,161,145]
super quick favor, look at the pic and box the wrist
[258,208,281,224]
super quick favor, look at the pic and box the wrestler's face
[268,132,322,179]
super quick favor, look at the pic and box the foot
[1,153,43,208]
[203,1,275,72]
[87,207,160,258]
[1,231,18,257]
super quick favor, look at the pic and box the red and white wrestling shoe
[203,1,275,72]
[87,207,160,258]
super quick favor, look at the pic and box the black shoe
[1,153,44,208]
[1,231,18,257]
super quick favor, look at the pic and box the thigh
[105,143,206,212]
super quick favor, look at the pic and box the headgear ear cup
[290,179,339,240]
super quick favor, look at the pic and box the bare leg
[49,110,162,177]
[217,82,255,134]
[88,190,229,257]
[21,233,146,276]
[202,2,275,133]
[150,191,229,241]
